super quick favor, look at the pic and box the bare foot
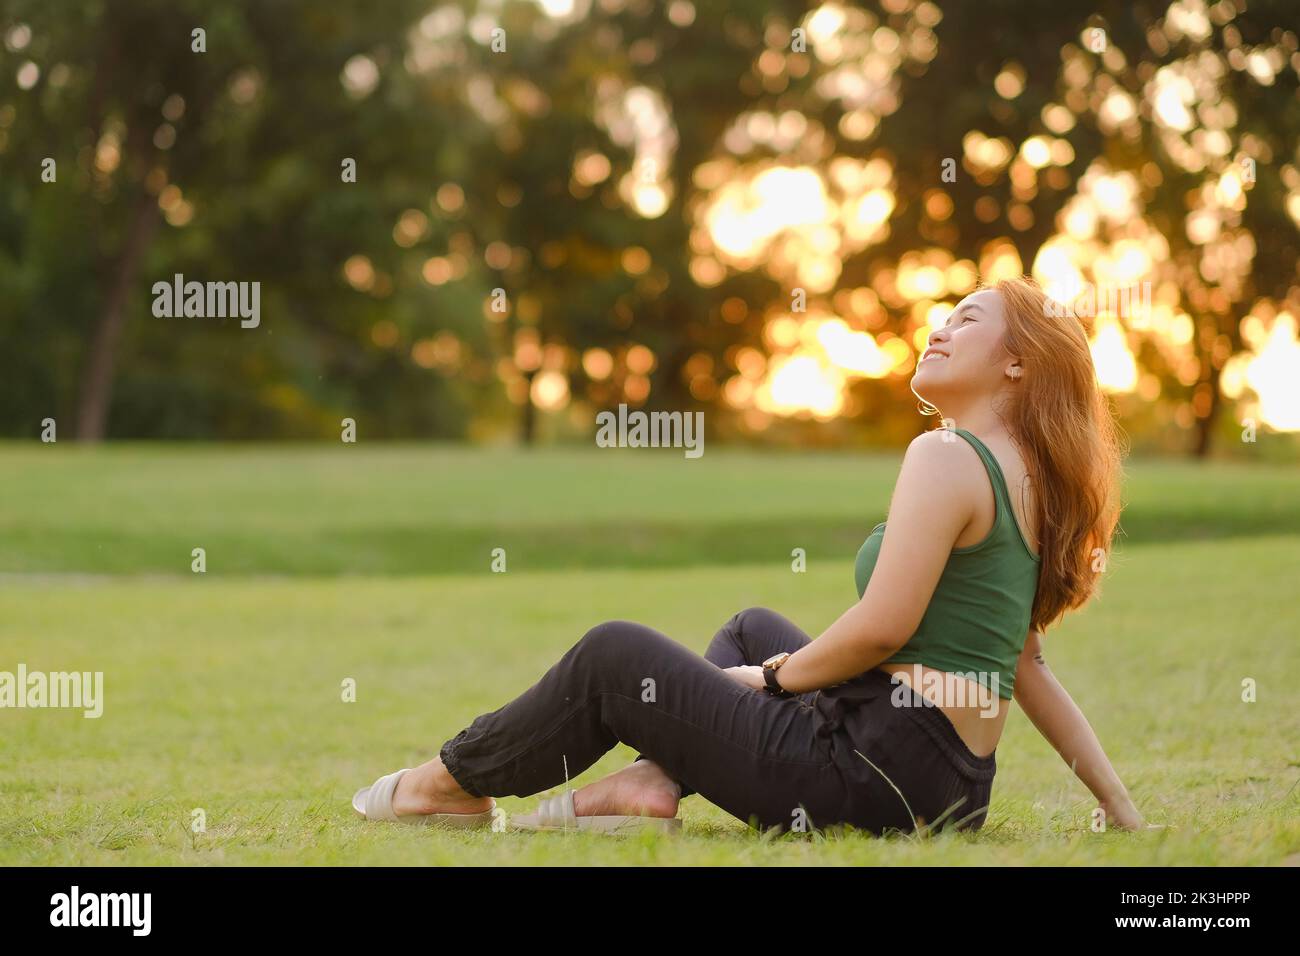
[391,759,495,817]
[572,759,682,818]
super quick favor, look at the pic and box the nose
[927,327,949,348]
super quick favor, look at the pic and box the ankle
[395,766,439,814]
[423,760,476,803]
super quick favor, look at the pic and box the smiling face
[911,288,1022,410]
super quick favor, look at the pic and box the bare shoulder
[881,429,985,553]
[901,429,987,484]
[891,429,987,515]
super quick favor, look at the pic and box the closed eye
[946,307,980,328]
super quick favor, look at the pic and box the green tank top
[854,428,1041,700]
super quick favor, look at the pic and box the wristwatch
[761,652,794,698]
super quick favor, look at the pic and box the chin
[911,364,942,395]
[911,368,956,411]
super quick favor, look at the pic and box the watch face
[763,652,790,669]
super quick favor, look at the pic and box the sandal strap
[536,790,577,828]
[363,768,412,821]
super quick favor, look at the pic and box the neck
[931,395,1011,441]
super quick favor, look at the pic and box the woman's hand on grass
[1101,798,1167,832]
[721,665,766,691]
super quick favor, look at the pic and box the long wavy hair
[984,276,1124,631]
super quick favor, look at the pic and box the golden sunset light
[1224,312,1300,431]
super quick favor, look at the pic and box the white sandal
[509,789,682,835]
[352,768,496,828]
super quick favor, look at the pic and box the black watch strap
[763,664,793,697]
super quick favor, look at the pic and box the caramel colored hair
[992,276,1124,632]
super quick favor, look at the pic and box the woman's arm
[1013,629,1147,830]
[770,430,978,694]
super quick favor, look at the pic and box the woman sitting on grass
[354,275,1149,836]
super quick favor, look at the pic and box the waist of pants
[814,668,997,784]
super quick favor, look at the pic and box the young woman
[353,275,1148,835]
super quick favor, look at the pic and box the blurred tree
[639,0,1299,454]
[0,0,490,440]
[1050,0,1300,456]
[1,0,1296,452]
[433,0,805,443]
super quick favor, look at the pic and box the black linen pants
[439,607,997,834]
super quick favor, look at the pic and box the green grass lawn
[1,443,1297,865]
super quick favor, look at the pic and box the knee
[572,620,670,681]
[577,619,643,656]
[733,606,779,631]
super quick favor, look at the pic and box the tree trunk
[519,370,537,446]
[1192,360,1222,458]
[75,188,160,441]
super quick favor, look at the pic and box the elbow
[864,625,911,656]
[1013,659,1049,707]
[845,600,915,657]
